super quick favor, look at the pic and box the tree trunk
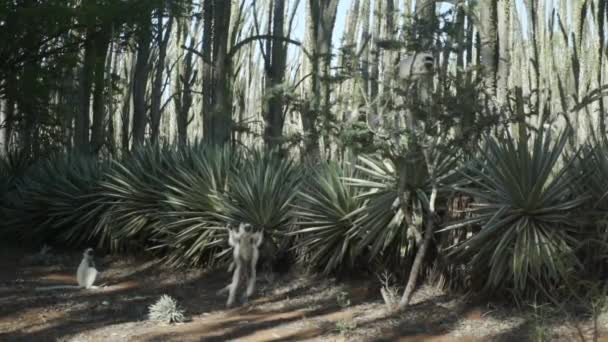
[399,184,437,308]
[2,76,15,154]
[496,0,511,104]
[121,52,136,152]
[150,7,174,144]
[263,0,288,149]
[337,0,360,124]
[201,0,213,142]
[370,0,383,114]
[90,27,111,154]
[301,0,340,161]
[479,0,498,95]
[175,12,199,146]
[396,0,436,311]
[76,27,96,153]
[357,0,371,124]
[20,60,38,156]
[0,97,5,155]
[107,39,118,155]
[132,16,152,147]
[208,0,233,145]
[414,0,435,49]
[414,0,435,103]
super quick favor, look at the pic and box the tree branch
[228,35,310,60]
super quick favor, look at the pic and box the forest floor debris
[0,245,606,342]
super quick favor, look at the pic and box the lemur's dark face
[423,55,434,71]
[398,52,435,79]
[239,222,253,233]
[84,248,94,258]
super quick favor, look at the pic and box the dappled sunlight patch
[395,335,483,342]
[100,280,140,292]
[40,273,75,283]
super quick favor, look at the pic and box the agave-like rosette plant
[567,141,608,277]
[442,128,587,296]
[100,144,178,247]
[2,152,111,246]
[571,142,608,211]
[159,145,242,267]
[0,148,32,198]
[291,161,363,274]
[345,144,459,269]
[219,149,301,243]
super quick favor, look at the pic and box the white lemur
[35,248,101,291]
[76,248,99,289]
[217,223,264,307]
[398,51,434,80]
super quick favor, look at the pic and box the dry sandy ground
[0,245,606,342]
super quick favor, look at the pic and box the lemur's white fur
[35,248,102,291]
[217,223,263,307]
[398,52,434,80]
[76,248,98,289]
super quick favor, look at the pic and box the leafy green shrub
[443,128,586,297]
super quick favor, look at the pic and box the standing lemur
[217,223,264,307]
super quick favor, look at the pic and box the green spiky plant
[0,147,33,197]
[345,146,459,274]
[442,127,587,298]
[568,140,608,280]
[217,149,301,264]
[158,145,242,267]
[100,144,179,250]
[291,161,363,274]
[345,156,408,271]
[1,152,112,247]
[148,294,185,324]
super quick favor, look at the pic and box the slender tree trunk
[90,27,111,154]
[301,0,340,161]
[121,53,136,153]
[357,0,371,124]
[132,16,152,147]
[208,0,233,145]
[496,0,511,104]
[263,0,288,149]
[524,0,540,114]
[399,159,437,308]
[0,96,5,155]
[201,0,214,142]
[107,39,118,155]
[370,0,383,112]
[2,76,15,154]
[598,0,607,140]
[151,7,174,144]
[20,61,38,156]
[337,0,360,124]
[76,27,96,153]
[396,0,435,311]
[175,13,199,146]
[479,0,498,95]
